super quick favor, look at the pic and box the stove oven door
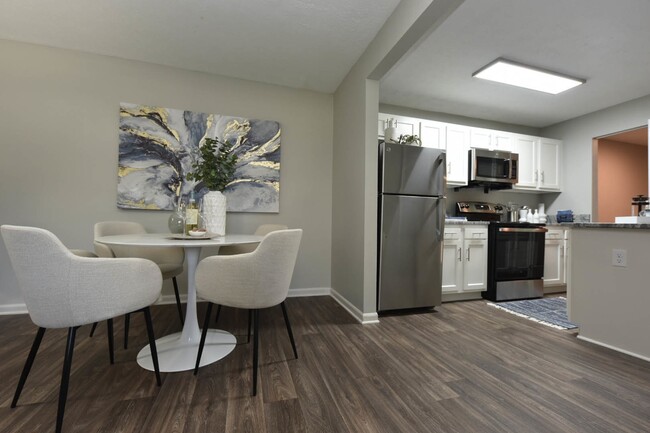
[485,225,547,301]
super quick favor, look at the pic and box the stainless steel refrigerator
[377,142,446,311]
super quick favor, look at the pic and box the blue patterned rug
[487,297,577,330]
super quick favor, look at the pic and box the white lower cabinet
[544,228,569,287]
[442,226,488,293]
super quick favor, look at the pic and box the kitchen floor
[1,296,649,433]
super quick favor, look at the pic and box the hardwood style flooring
[1,296,649,433]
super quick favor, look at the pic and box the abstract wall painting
[117,103,280,212]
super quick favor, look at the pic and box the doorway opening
[593,126,648,222]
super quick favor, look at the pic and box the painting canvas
[117,103,280,212]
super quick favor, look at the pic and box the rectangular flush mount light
[472,58,585,94]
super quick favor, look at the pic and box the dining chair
[193,229,302,396]
[213,223,289,331]
[1,225,162,433]
[93,221,185,348]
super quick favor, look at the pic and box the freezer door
[380,142,446,196]
[378,195,445,311]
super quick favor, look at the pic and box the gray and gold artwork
[117,103,280,212]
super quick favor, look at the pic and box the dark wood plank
[1,298,650,433]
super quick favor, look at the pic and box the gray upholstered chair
[213,223,289,330]
[1,225,162,433]
[217,224,288,255]
[93,221,185,348]
[193,229,302,396]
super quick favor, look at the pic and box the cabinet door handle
[448,162,451,174]
[560,245,564,257]
[535,170,538,182]
[541,171,545,183]
[466,248,470,261]
[458,247,462,261]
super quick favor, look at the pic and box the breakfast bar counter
[568,225,650,361]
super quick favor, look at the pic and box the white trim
[287,287,331,297]
[158,287,331,305]
[0,303,28,315]
[0,288,371,325]
[330,289,379,324]
[576,335,650,363]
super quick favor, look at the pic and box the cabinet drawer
[464,227,487,239]
[444,228,462,240]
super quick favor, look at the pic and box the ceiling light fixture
[472,58,585,95]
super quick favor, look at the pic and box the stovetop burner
[456,201,505,222]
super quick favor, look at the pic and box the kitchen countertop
[445,220,571,227]
[444,220,489,225]
[567,222,650,229]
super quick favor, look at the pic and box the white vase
[384,118,399,143]
[202,191,227,236]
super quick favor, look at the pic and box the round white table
[95,233,263,372]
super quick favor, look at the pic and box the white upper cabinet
[538,138,561,190]
[470,128,513,151]
[378,113,389,138]
[511,134,538,189]
[377,113,561,192]
[420,119,446,149]
[378,114,419,141]
[445,124,470,186]
[512,135,562,192]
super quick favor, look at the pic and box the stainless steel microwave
[468,148,518,186]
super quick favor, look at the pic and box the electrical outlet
[612,249,627,267]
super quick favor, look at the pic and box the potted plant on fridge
[186,137,238,236]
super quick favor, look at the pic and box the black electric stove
[456,202,547,302]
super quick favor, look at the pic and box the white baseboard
[287,287,331,297]
[0,303,27,315]
[0,288,373,325]
[158,287,332,306]
[576,335,650,363]
[330,289,379,325]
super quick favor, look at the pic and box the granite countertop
[568,222,650,229]
[444,219,489,225]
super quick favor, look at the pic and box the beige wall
[332,0,464,318]
[542,95,650,217]
[569,227,650,361]
[0,39,333,310]
[597,139,648,222]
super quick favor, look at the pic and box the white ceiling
[0,0,400,93]
[380,0,650,128]
[2,0,650,129]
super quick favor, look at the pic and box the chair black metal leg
[56,326,78,433]
[280,302,298,359]
[89,322,98,337]
[11,327,46,408]
[214,304,222,324]
[142,307,162,386]
[194,303,213,375]
[172,277,184,324]
[247,309,252,343]
[252,309,259,396]
[107,319,114,365]
[123,313,130,349]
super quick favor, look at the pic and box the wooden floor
[1,296,649,433]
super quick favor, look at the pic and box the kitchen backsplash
[445,187,588,221]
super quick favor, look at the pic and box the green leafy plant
[186,137,238,191]
[397,134,422,146]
